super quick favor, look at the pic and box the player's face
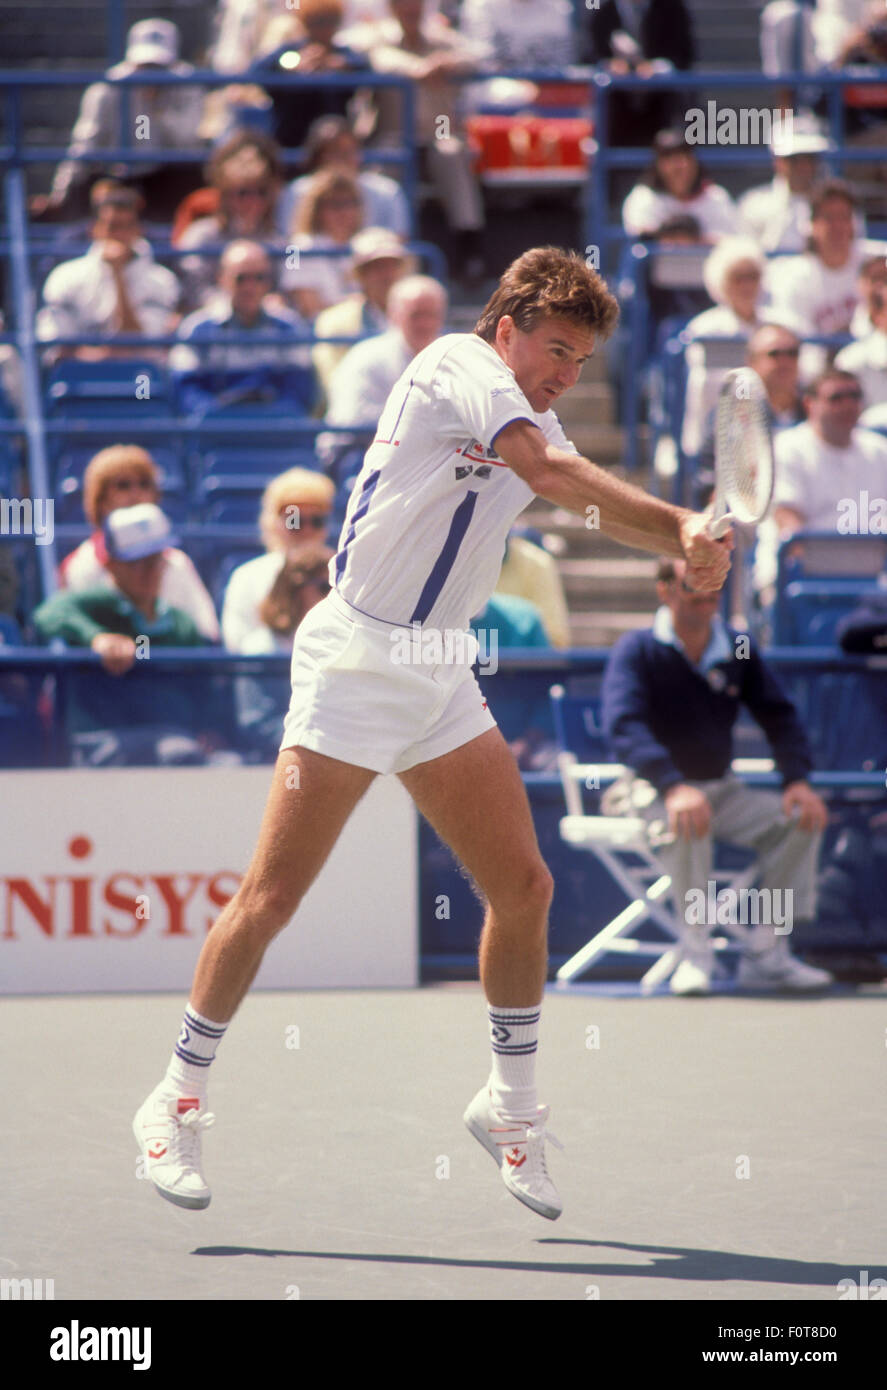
[497,316,594,413]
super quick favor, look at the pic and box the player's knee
[232,878,303,942]
[496,859,554,919]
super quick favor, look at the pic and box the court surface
[2,984,884,1302]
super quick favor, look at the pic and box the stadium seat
[772,532,887,646]
[45,359,172,418]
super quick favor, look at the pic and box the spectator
[322,272,447,530]
[754,367,887,593]
[834,2,887,139]
[324,273,447,427]
[680,237,767,457]
[281,170,364,319]
[622,130,737,242]
[36,185,180,361]
[765,179,868,335]
[38,503,209,671]
[242,541,334,653]
[175,130,285,312]
[746,323,805,430]
[222,468,335,652]
[251,0,373,150]
[345,0,488,282]
[276,115,410,240]
[34,20,204,222]
[460,0,576,70]
[645,215,713,336]
[59,445,220,641]
[583,0,695,150]
[495,531,571,649]
[34,504,220,766]
[835,287,887,410]
[312,226,411,396]
[601,555,833,995]
[739,118,830,253]
[850,252,887,336]
[170,241,317,415]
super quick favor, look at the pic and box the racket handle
[707,513,733,540]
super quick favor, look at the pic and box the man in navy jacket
[601,557,833,994]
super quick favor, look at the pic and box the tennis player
[134,246,732,1220]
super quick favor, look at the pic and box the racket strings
[715,385,774,523]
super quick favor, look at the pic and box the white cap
[350,227,408,269]
[126,18,179,67]
[772,113,830,158]
[103,504,177,561]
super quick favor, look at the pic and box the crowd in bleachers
[0,0,886,791]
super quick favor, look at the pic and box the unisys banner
[0,769,418,993]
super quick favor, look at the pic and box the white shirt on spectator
[36,239,180,342]
[835,330,887,410]
[222,550,284,652]
[622,182,737,241]
[739,177,813,253]
[60,537,221,641]
[764,246,863,335]
[459,0,577,69]
[325,326,415,427]
[755,420,887,588]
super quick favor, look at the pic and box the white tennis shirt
[333,332,577,630]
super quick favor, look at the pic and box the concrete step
[569,609,656,648]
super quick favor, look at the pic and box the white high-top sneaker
[738,932,834,991]
[133,1087,215,1209]
[464,1085,563,1220]
[670,926,715,995]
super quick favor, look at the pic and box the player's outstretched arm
[495,420,731,592]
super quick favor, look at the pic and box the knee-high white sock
[487,1003,540,1119]
[163,1004,227,1101]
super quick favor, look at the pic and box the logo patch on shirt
[460,439,503,466]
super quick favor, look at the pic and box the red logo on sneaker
[505,1148,526,1168]
[176,1098,199,1115]
[148,1144,167,1159]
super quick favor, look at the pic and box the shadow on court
[193,1240,857,1289]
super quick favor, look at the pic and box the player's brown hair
[474,247,620,345]
[82,445,159,527]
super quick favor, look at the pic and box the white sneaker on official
[133,1087,214,1210]
[464,1086,563,1220]
[738,937,833,992]
[670,930,715,995]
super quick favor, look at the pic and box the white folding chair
[550,684,768,992]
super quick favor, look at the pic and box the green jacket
[34,585,207,648]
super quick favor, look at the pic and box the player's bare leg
[398,726,563,1218]
[134,746,375,1209]
[190,746,377,1021]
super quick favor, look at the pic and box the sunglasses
[322,198,361,211]
[280,512,330,529]
[228,186,271,200]
[234,270,271,284]
[820,389,863,403]
[762,347,800,359]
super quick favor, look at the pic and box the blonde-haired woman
[58,444,220,640]
[680,236,768,457]
[222,466,335,651]
[280,169,364,319]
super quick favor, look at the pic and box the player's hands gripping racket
[707,366,775,538]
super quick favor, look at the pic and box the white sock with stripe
[487,1003,540,1119]
[163,1004,227,1101]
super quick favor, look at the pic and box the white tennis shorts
[279,589,497,774]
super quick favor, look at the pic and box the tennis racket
[707,366,775,539]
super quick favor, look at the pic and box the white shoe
[133,1087,214,1210]
[464,1086,563,1220]
[670,930,714,995]
[738,939,833,992]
